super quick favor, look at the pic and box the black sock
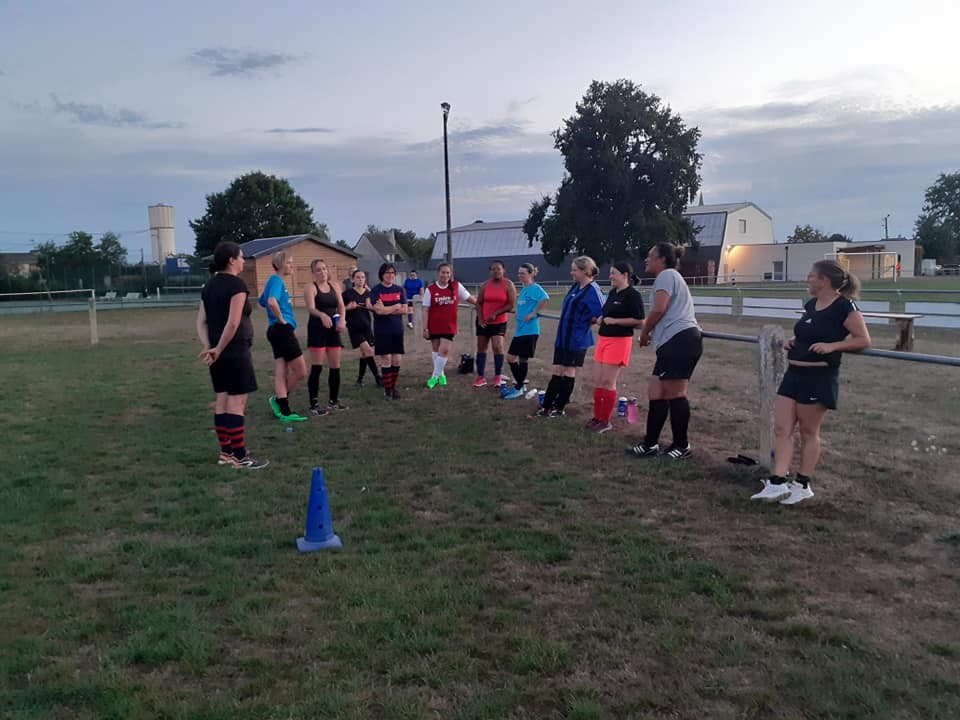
[542,375,562,409]
[223,413,246,459]
[768,475,787,485]
[644,399,669,446]
[277,396,291,416]
[795,474,811,487]
[555,376,576,410]
[509,360,521,385]
[308,365,323,405]
[328,368,340,404]
[669,397,691,448]
[392,365,400,385]
[367,357,380,379]
[515,360,528,388]
[358,359,367,382]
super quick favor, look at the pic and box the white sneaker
[750,480,791,502]
[524,388,538,400]
[779,482,814,505]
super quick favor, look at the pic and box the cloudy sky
[2,0,959,258]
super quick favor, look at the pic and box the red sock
[603,389,618,422]
[592,388,603,420]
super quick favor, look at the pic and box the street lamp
[441,102,452,265]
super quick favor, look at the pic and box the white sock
[435,355,447,377]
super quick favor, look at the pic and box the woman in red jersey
[473,260,517,388]
[421,261,477,388]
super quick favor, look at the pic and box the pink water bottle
[626,397,639,424]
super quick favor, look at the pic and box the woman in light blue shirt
[503,262,550,399]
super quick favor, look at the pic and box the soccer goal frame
[825,251,900,282]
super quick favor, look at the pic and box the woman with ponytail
[502,262,550,399]
[627,243,701,460]
[586,262,645,432]
[751,260,870,505]
[304,258,347,415]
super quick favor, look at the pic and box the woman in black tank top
[303,259,347,414]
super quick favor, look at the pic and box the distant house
[352,230,417,281]
[430,204,776,284]
[0,252,39,275]
[236,234,358,303]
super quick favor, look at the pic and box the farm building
[236,234,359,304]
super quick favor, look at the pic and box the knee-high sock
[476,352,487,378]
[328,368,341,404]
[358,359,367,381]
[308,365,323,404]
[669,396,691,447]
[542,374,562,409]
[494,353,504,376]
[367,357,380,380]
[644,399,670,447]
[434,354,448,377]
[555,376,576,410]
[381,365,392,390]
[515,359,528,388]
[391,365,401,388]
[602,389,619,422]
[222,413,246,459]
[592,388,604,420]
[214,413,231,455]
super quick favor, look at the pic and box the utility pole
[441,102,453,265]
[141,248,147,296]
[883,214,890,240]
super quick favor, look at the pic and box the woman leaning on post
[750,260,870,505]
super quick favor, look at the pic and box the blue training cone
[296,467,343,552]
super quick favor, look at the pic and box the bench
[103,291,117,301]
[795,310,924,351]
[861,312,924,351]
[123,292,141,301]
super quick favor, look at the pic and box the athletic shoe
[584,418,602,431]
[546,409,565,418]
[355,379,364,388]
[661,444,692,460]
[390,388,401,400]
[233,454,269,470]
[524,388,539,400]
[473,377,487,388]
[592,421,613,434]
[426,376,440,389]
[779,482,814,505]
[279,412,308,423]
[493,375,505,388]
[308,404,328,417]
[374,375,383,387]
[750,480,791,502]
[438,374,447,386]
[503,387,524,400]
[626,442,660,458]
[218,452,236,466]
[529,408,549,418]
[407,321,414,329]
[268,395,282,418]
[328,401,348,411]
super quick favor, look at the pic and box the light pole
[883,214,890,240]
[441,102,452,265]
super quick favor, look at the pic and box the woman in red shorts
[473,260,517,388]
[586,262,645,432]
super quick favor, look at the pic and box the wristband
[332,314,340,322]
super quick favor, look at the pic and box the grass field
[1,307,958,719]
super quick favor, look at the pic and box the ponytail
[813,260,861,300]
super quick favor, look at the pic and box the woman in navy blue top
[534,255,605,418]
[751,260,870,506]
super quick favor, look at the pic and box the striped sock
[214,413,232,455]
[223,413,246,460]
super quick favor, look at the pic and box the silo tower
[148,204,176,262]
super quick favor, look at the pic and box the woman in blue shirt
[258,251,308,422]
[503,262,550,400]
[534,256,605,418]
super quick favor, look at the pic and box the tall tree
[190,171,317,256]
[787,224,830,244]
[96,231,128,266]
[915,171,960,261]
[523,79,702,265]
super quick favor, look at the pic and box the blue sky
[2,0,959,258]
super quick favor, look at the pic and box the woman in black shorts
[473,260,517,388]
[304,258,347,415]
[628,243,701,460]
[196,241,267,469]
[751,260,870,505]
[342,269,381,388]
[368,263,407,399]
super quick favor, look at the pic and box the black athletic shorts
[209,349,257,395]
[376,332,405,356]
[307,319,343,349]
[508,335,538,359]
[348,326,375,349]
[429,333,456,341]
[777,365,839,410]
[266,323,303,361]
[653,327,703,380]
[476,320,508,337]
[553,346,587,368]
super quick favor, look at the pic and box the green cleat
[279,412,308,423]
[426,376,439,389]
[438,374,447,386]
[268,395,282,418]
